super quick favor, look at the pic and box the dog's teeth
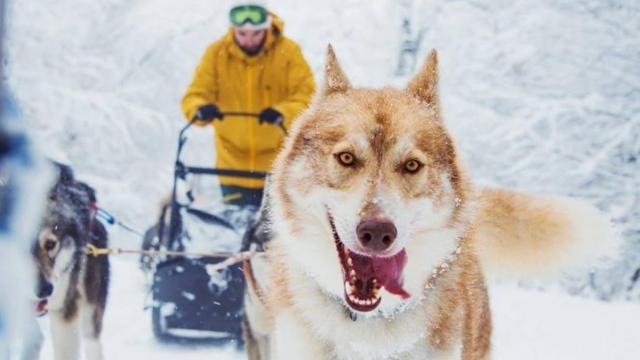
[350,269,356,278]
[345,282,352,294]
[347,257,353,267]
[348,293,379,307]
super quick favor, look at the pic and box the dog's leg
[243,317,263,360]
[80,303,104,360]
[49,311,80,360]
[243,315,272,360]
[244,292,272,360]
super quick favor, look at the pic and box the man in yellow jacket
[181,1,315,207]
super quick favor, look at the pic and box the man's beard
[241,44,263,56]
[238,37,266,57]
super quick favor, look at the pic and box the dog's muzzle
[328,210,410,312]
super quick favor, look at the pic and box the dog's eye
[44,239,58,252]
[335,152,356,167]
[403,159,423,174]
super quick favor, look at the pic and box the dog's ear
[406,49,439,107]
[52,161,75,185]
[77,182,97,203]
[322,44,351,96]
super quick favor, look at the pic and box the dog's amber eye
[335,152,356,167]
[44,239,57,252]
[403,159,423,174]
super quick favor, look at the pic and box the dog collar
[424,245,462,291]
[345,306,358,321]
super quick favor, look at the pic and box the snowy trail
[491,286,640,359]
[37,257,640,360]
[38,257,241,360]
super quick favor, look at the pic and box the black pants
[220,184,264,208]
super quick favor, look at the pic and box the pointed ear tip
[429,49,438,61]
[327,44,336,57]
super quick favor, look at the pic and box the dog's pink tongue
[35,299,48,315]
[372,250,410,299]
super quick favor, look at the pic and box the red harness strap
[242,258,268,307]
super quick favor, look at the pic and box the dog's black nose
[357,219,397,251]
[38,282,53,299]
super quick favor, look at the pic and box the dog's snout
[37,281,53,299]
[356,219,397,251]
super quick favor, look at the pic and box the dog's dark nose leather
[38,281,53,298]
[357,219,397,251]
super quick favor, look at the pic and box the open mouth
[328,212,410,312]
[35,299,48,317]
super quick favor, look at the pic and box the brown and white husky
[243,46,616,360]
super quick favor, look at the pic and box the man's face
[233,28,267,55]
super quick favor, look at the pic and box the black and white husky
[31,163,109,360]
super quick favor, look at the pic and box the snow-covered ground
[36,258,640,360]
[491,285,640,360]
[5,0,640,358]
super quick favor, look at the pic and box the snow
[491,285,640,360]
[37,258,241,360]
[4,0,640,358]
[34,258,640,359]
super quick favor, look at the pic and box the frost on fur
[474,188,620,282]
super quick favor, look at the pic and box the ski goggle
[229,5,268,26]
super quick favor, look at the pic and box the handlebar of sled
[176,163,268,179]
[175,111,285,180]
[183,111,288,138]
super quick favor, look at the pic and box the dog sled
[140,113,280,345]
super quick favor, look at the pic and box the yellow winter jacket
[181,14,315,189]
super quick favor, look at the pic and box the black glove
[195,104,223,122]
[258,107,283,125]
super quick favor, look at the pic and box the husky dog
[243,46,616,360]
[32,163,109,360]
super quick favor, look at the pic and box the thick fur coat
[243,47,616,360]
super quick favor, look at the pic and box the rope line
[85,243,256,263]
